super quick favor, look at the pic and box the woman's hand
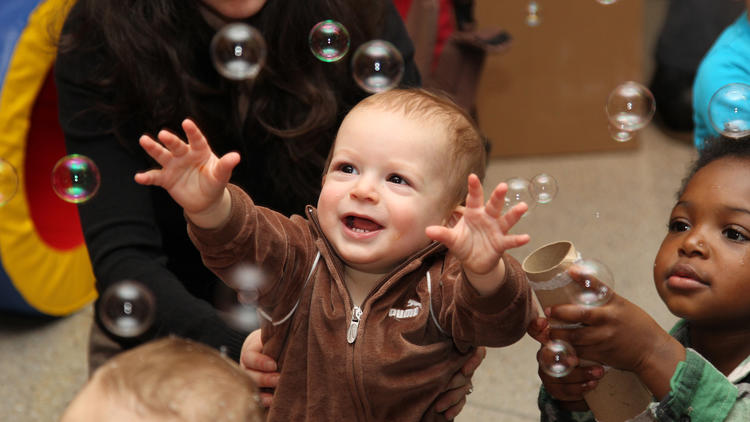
[433,346,486,420]
[240,329,280,408]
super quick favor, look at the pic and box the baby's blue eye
[388,174,408,185]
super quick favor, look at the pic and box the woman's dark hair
[678,136,750,197]
[58,0,386,214]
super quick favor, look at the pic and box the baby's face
[653,157,750,327]
[317,107,455,274]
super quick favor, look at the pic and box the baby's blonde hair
[94,336,264,422]
[327,88,487,207]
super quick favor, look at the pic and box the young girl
[532,136,750,421]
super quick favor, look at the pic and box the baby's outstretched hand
[426,174,530,292]
[134,119,240,225]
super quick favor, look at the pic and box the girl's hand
[426,174,530,294]
[546,270,685,398]
[134,118,240,227]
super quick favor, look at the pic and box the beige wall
[475,0,644,157]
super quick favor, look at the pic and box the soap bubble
[526,1,541,27]
[568,259,615,307]
[51,154,101,204]
[530,173,558,204]
[606,81,655,132]
[595,0,618,4]
[309,20,350,62]
[540,340,577,378]
[98,280,156,338]
[210,23,266,80]
[351,40,404,93]
[708,83,750,139]
[0,158,19,207]
[503,177,535,215]
[608,122,634,142]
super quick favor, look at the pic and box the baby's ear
[445,205,465,228]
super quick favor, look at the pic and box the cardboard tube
[522,241,582,328]
[523,241,653,421]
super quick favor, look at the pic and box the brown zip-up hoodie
[188,184,536,421]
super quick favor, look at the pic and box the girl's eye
[668,220,690,233]
[387,174,408,185]
[723,228,749,242]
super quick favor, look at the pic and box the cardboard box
[475,0,645,157]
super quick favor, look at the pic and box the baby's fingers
[134,168,164,187]
[464,174,485,209]
[425,225,457,249]
[215,152,241,184]
[484,182,508,219]
[139,135,173,167]
[182,118,211,152]
[499,201,528,232]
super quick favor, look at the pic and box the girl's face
[653,157,750,329]
[200,0,267,19]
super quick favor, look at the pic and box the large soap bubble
[98,280,156,338]
[351,40,404,93]
[568,258,615,307]
[309,20,350,62]
[530,173,558,204]
[708,83,750,139]
[503,177,536,216]
[606,81,655,133]
[210,23,267,80]
[540,339,578,378]
[51,154,101,204]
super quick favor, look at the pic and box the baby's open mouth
[344,215,383,233]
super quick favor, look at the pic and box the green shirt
[538,320,750,421]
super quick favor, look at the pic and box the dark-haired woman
[56,0,479,417]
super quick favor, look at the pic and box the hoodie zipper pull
[347,306,363,344]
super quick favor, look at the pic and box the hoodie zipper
[347,305,363,343]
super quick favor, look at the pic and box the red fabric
[393,0,411,20]
[393,0,456,72]
[25,68,85,250]
[433,0,456,70]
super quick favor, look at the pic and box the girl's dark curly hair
[678,136,750,197]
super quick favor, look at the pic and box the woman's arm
[55,25,247,360]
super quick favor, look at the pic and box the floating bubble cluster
[51,154,101,204]
[708,83,750,139]
[309,20,350,62]
[351,40,404,93]
[210,23,267,80]
[540,339,577,378]
[98,280,156,338]
[0,158,19,207]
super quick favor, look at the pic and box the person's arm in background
[382,0,421,87]
[55,18,247,361]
